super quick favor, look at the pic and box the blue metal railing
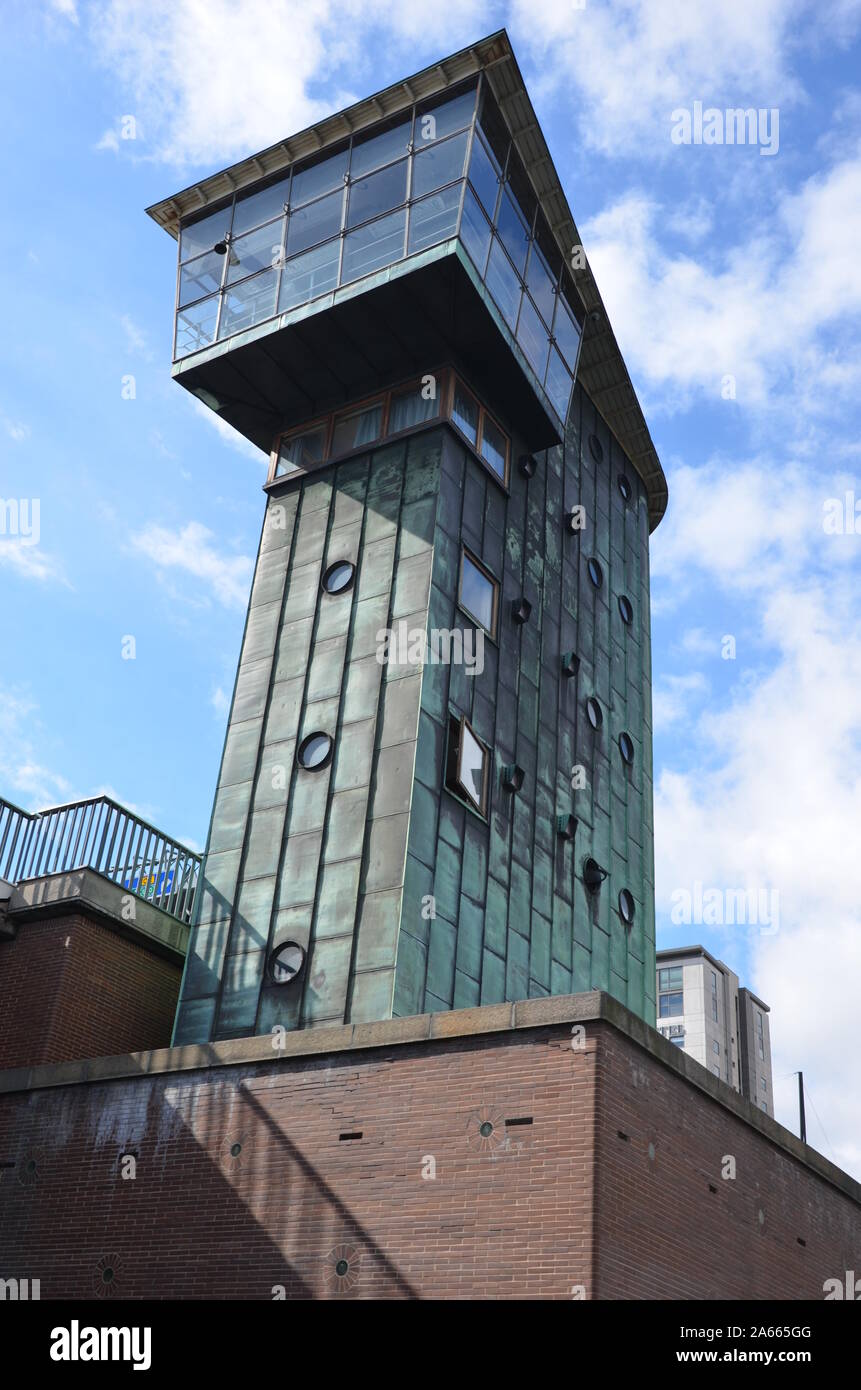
[0,794,201,924]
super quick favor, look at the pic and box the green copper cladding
[173,376,656,1045]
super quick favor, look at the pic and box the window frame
[445,712,490,818]
[457,545,500,640]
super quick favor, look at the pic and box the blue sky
[2,1,860,1174]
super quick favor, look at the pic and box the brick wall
[0,913,182,1071]
[0,1000,856,1299]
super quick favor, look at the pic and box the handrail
[0,794,201,924]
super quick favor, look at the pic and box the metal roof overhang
[147,30,668,530]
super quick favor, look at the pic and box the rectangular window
[658,966,683,991]
[760,1076,767,1092]
[407,184,461,255]
[658,991,683,1018]
[341,209,406,283]
[460,186,493,276]
[712,1065,721,1077]
[451,380,479,446]
[330,401,383,456]
[479,412,507,482]
[757,1012,765,1059]
[286,188,343,257]
[218,268,278,339]
[276,423,327,476]
[712,1040,720,1055]
[388,381,439,434]
[445,714,489,816]
[458,549,498,638]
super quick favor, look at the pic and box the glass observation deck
[173,77,583,433]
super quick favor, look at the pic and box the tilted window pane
[350,119,411,180]
[459,187,492,276]
[485,238,521,330]
[467,132,500,219]
[553,292,582,369]
[452,382,478,445]
[180,206,232,262]
[278,239,340,312]
[331,402,383,455]
[232,178,288,238]
[286,188,343,256]
[411,131,468,198]
[226,221,284,284]
[544,345,573,422]
[291,148,349,208]
[458,723,486,812]
[480,414,507,479]
[495,185,530,275]
[525,242,557,329]
[277,424,327,476]
[179,250,224,306]
[218,268,278,339]
[388,382,439,433]
[407,184,461,255]
[415,87,477,146]
[341,209,406,283]
[460,553,494,632]
[516,291,550,382]
[347,159,407,228]
[175,294,219,357]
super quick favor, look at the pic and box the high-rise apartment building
[656,945,774,1115]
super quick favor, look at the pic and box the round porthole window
[619,889,635,925]
[479,1121,494,1138]
[618,474,632,502]
[269,940,306,985]
[618,594,633,625]
[297,731,334,771]
[335,1260,349,1277]
[586,696,603,730]
[619,732,635,765]
[589,433,604,463]
[322,560,355,595]
[587,557,603,589]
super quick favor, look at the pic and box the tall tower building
[146,31,668,1045]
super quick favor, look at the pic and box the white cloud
[652,671,708,729]
[3,416,30,442]
[120,313,150,356]
[85,0,489,166]
[582,149,861,415]
[0,541,69,586]
[0,688,73,811]
[50,0,79,23]
[653,459,861,1177]
[211,685,230,718]
[131,519,253,608]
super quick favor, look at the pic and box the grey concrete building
[146,31,669,1045]
[656,945,774,1114]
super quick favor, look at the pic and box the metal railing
[0,794,201,924]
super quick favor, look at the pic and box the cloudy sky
[1,1,860,1176]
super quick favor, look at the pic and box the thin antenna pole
[798,1071,807,1144]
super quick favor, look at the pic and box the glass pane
[553,292,582,369]
[452,382,478,444]
[412,131,468,198]
[277,424,327,475]
[347,159,407,228]
[232,178,288,238]
[331,402,383,455]
[525,242,557,328]
[460,554,494,632]
[180,206,232,262]
[286,188,343,256]
[485,238,521,330]
[415,86,476,146]
[477,91,509,173]
[516,291,550,381]
[495,185,530,275]
[179,250,224,306]
[407,184,461,254]
[388,382,439,433]
[468,132,500,218]
[226,221,284,284]
[278,239,340,311]
[350,119,411,180]
[480,414,507,480]
[458,723,486,812]
[291,148,349,208]
[545,345,573,422]
[175,294,219,357]
[341,208,406,283]
[459,187,492,276]
[219,268,278,339]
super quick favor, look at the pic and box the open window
[445,714,490,816]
